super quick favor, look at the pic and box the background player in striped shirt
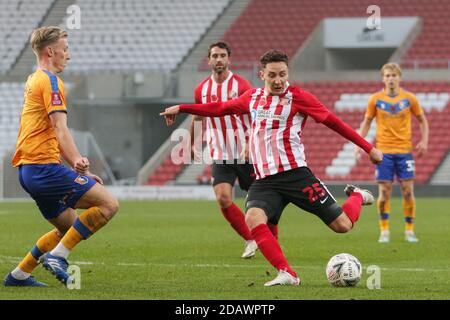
[161,50,383,286]
[189,42,259,258]
[355,63,429,243]
[3,26,119,287]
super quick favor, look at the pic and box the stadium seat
[290,80,450,184]
[146,154,186,185]
[212,0,450,71]
[61,0,232,74]
[0,0,54,74]
[0,82,77,162]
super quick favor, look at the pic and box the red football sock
[342,192,363,225]
[267,223,278,239]
[221,203,252,241]
[251,224,297,277]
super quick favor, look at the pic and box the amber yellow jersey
[366,88,423,154]
[12,69,67,166]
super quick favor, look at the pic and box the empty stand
[296,80,450,184]
[0,81,74,159]
[217,0,450,70]
[146,156,185,185]
[0,0,54,74]
[0,83,23,155]
[63,0,231,74]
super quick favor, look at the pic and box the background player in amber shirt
[355,63,429,243]
[4,26,119,287]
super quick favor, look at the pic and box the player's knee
[378,199,388,207]
[245,214,258,230]
[330,218,352,233]
[380,189,391,201]
[216,193,232,208]
[245,210,266,230]
[100,197,119,220]
[109,197,120,217]
[332,223,352,233]
[401,188,414,200]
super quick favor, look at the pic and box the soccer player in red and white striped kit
[190,42,260,259]
[162,50,383,286]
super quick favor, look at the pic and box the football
[326,253,362,287]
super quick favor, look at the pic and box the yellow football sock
[18,229,61,273]
[403,198,416,232]
[377,199,390,232]
[61,207,108,250]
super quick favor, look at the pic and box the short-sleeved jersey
[12,69,67,166]
[194,71,253,160]
[366,88,423,154]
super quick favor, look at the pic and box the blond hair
[380,62,402,77]
[30,26,68,56]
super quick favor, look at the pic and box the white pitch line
[0,255,448,273]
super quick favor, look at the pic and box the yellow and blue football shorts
[18,164,97,219]
[375,153,415,182]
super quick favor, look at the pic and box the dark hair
[260,49,289,68]
[208,41,231,58]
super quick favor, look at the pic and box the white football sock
[11,267,30,280]
[50,243,71,259]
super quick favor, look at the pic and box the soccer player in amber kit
[355,63,429,243]
[3,26,119,287]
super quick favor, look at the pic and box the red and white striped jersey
[182,84,332,180]
[194,71,253,161]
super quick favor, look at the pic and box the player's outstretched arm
[293,89,382,164]
[322,113,383,164]
[368,148,383,164]
[160,93,250,126]
[159,105,180,126]
[355,117,373,161]
[159,102,236,126]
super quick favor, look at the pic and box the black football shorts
[212,161,256,191]
[245,167,343,225]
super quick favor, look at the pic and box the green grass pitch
[0,198,449,300]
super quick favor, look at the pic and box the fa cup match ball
[326,253,362,287]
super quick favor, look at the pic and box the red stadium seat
[215,0,450,70]
[292,80,450,184]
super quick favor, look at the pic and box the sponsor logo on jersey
[256,109,287,121]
